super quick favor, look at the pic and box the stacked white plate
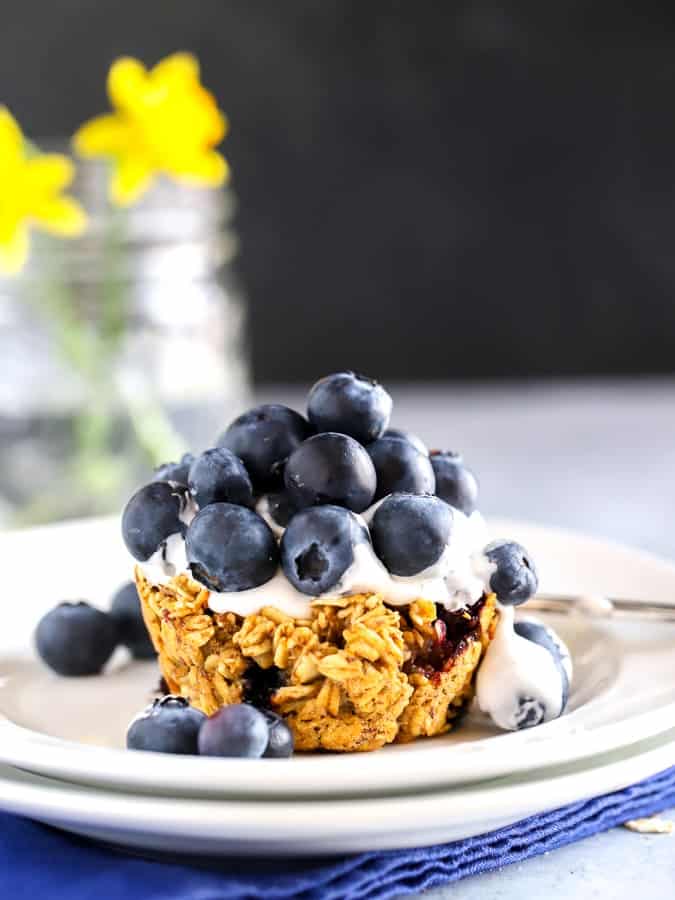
[1,517,674,856]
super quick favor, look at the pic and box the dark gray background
[3,0,675,382]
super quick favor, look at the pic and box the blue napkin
[3,766,675,900]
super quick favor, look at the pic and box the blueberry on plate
[284,432,376,513]
[152,453,195,487]
[218,404,313,489]
[513,696,548,729]
[122,481,187,562]
[371,492,453,577]
[188,447,254,510]
[383,428,428,456]
[367,435,435,500]
[198,704,270,758]
[127,696,206,754]
[186,503,279,592]
[262,710,295,758]
[35,602,118,676]
[484,540,538,606]
[429,451,479,515]
[281,505,369,595]
[110,581,155,660]
[307,372,392,445]
[514,619,571,709]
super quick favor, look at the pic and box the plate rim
[2,515,675,798]
[1,727,674,855]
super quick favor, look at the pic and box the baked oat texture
[135,567,498,752]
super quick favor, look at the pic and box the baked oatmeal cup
[136,568,498,752]
[123,372,569,757]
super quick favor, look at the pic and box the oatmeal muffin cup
[136,567,498,752]
[120,372,562,755]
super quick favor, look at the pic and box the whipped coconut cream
[208,569,314,618]
[139,532,190,585]
[475,606,571,730]
[139,500,497,619]
[255,495,285,538]
[178,494,199,527]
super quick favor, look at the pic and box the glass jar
[0,157,250,526]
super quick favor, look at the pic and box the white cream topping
[138,500,496,619]
[255,495,285,538]
[475,606,571,731]
[139,532,189,585]
[207,569,312,619]
[178,494,198,527]
[359,497,386,525]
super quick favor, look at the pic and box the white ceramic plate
[1,517,675,799]
[0,728,674,856]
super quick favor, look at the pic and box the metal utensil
[527,593,675,622]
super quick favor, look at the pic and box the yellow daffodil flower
[0,107,86,274]
[73,52,229,205]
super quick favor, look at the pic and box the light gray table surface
[260,378,675,898]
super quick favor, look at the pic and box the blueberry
[383,428,428,456]
[484,540,538,606]
[284,433,376,512]
[256,492,297,538]
[122,481,187,562]
[307,372,392,445]
[218,404,313,489]
[367,436,435,500]
[262,710,295,758]
[198,704,270,758]
[186,503,279,592]
[35,602,118,676]
[281,505,369,595]
[127,696,206,754]
[429,451,479,515]
[515,619,571,709]
[152,453,195,487]
[188,447,254,510]
[265,491,297,529]
[513,697,547,729]
[110,581,155,660]
[371,493,452,577]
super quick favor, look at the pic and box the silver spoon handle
[527,593,675,622]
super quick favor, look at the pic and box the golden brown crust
[136,567,498,752]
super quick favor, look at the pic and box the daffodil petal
[150,52,200,88]
[32,196,87,236]
[24,154,75,194]
[0,106,24,164]
[110,157,153,205]
[173,151,229,186]
[0,224,29,275]
[204,100,228,144]
[73,114,130,157]
[76,52,230,206]
[108,57,148,111]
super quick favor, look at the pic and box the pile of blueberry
[127,696,294,758]
[35,582,155,676]
[121,371,496,597]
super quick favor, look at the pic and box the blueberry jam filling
[404,597,487,682]
[243,663,285,709]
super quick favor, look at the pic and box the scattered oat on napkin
[624,816,673,834]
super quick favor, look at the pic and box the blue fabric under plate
[2,766,675,899]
